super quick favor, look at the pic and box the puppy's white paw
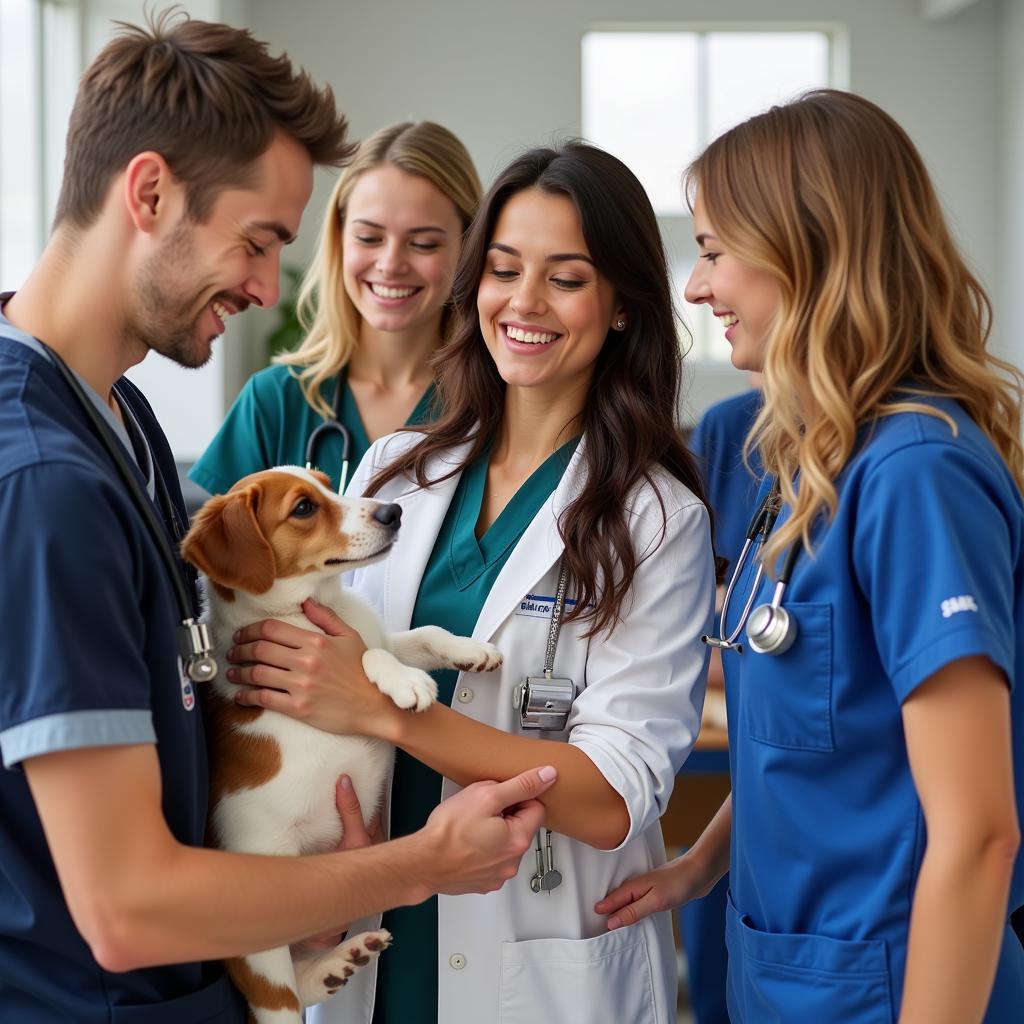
[387,666,437,711]
[446,637,503,673]
[296,929,392,1007]
[363,649,437,712]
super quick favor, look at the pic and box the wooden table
[661,724,730,849]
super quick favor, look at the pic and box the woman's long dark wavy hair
[366,142,712,636]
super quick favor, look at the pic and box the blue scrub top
[721,395,1024,1023]
[690,388,763,572]
[0,327,245,1022]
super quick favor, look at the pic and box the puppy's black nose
[373,503,403,528]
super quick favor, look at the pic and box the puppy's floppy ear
[181,484,276,594]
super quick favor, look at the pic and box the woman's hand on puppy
[227,599,397,737]
[290,775,381,955]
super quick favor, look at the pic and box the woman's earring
[615,318,626,331]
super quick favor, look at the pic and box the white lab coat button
[457,687,474,704]
[449,953,466,970]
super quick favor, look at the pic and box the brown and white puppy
[181,466,502,1024]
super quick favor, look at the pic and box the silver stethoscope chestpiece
[745,603,798,656]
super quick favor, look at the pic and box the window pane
[0,0,41,288]
[706,32,830,140]
[582,32,699,215]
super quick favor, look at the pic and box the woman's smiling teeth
[719,313,739,328]
[505,325,559,345]
[368,283,420,299]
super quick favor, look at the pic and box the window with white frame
[582,28,837,361]
[0,0,79,290]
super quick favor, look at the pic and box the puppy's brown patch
[203,691,280,812]
[182,469,358,594]
[227,955,300,1012]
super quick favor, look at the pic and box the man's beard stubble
[128,220,215,370]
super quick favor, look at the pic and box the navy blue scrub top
[0,319,245,1022]
[720,395,1024,1023]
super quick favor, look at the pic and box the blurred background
[2,0,1021,463]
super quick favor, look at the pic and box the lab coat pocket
[743,601,834,751]
[725,891,894,1024]
[499,927,658,1024]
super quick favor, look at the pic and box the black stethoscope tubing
[39,341,216,681]
[304,367,351,493]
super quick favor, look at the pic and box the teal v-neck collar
[447,438,579,590]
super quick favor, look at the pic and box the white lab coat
[310,431,714,1024]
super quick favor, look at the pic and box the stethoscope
[701,483,803,656]
[40,342,218,685]
[304,368,351,493]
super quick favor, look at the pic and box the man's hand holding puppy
[228,599,388,735]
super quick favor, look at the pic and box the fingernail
[538,765,556,782]
[226,668,237,681]
[227,647,236,661]
[233,630,241,642]
[608,916,621,930]
[339,775,352,790]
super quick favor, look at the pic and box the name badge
[516,593,578,619]
[177,657,196,712]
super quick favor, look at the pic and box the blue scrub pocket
[726,891,894,1023]
[742,601,834,752]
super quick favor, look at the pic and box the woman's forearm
[898,832,1018,1024]
[386,702,630,849]
[686,792,732,895]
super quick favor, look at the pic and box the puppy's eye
[290,498,318,518]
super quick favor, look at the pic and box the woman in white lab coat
[231,142,716,1024]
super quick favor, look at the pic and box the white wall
[997,0,1024,371]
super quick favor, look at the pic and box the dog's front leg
[387,626,503,674]
[362,648,438,710]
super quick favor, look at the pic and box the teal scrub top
[189,363,436,494]
[373,437,579,1024]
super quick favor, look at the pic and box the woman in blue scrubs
[599,89,1024,1023]
[190,121,481,494]
[228,143,716,1024]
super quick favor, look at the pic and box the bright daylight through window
[0,0,42,290]
[582,29,833,361]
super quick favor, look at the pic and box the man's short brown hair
[54,9,354,228]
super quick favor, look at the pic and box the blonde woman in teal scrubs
[227,143,717,1024]
[190,121,481,494]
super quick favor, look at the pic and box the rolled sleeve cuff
[1,709,156,768]
[890,623,1013,705]
[572,729,693,852]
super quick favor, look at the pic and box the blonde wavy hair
[275,121,482,418]
[687,89,1024,571]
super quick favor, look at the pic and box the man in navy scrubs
[0,13,552,1023]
